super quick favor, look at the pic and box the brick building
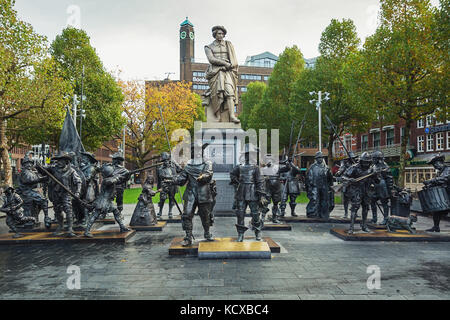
[353,115,450,191]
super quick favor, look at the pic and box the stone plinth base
[0,229,136,245]
[169,236,280,256]
[129,221,167,231]
[330,228,450,242]
[367,223,388,230]
[281,216,362,224]
[97,218,116,225]
[198,239,271,259]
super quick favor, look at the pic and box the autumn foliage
[118,79,204,174]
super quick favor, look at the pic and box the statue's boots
[290,203,298,217]
[426,214,441,233]
[361,210,370,232]
[204,229,214,242]
[236,224,248,242]
[83,214,96,238]
[272,205,280,223]
[228,105,241,124]
[52,216,65,236]
[66,216,77,237]
[157,206,163,219]
[118,221,130,233]
[343,200,349,219]
[379,203,389,225]
[168,204,173,219]
[347,211,357,234]
[255,229,262,241]
[426,226,440,232]
[182,231,193,247]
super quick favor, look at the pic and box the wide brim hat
[21,151,35,164]
[110,152,125,161]
[427,154,445,165]
[212,25,227,36]
[52,151,73,162]
[81,152,98,163]
[314,151,325,159]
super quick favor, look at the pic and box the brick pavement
[0,204,449,300]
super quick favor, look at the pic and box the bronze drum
[418,186,450,214]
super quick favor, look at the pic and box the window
[264,76,269,81]
[417,118,424,128]
[361,135,368,150]
[372,132,380,148]
[426,115,433,127]
[417,136,424,152]
[436,133,444,151]
[192,71,206,77]
[447,132,450,149]
[240,87,247,92]
[193,84,209,90]
[426,134,434,151]
[240,74,262,81]
[386,129,394,146]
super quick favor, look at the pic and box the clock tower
[180,17,195,82]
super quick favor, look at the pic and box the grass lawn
[124,187,341,205]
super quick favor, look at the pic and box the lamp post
[309,91,330,152]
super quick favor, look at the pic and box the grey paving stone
[0,204,448,300]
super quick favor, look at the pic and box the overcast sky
[15,0,440,81]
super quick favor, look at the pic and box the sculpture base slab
[158,216,182,223]
[281,216,362,224]
[169,236,280,256]
[367,223,388,230]
[0,229,136,245]
[16,222,102,233]
[129,221,167,231]
[16,222,43,230]
[262,223,292,231]
[198,239,271,260]
[97,218,116,225]
[330,228,450,242]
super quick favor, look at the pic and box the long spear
[157,105,184,214]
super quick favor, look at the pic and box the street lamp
[309,91,330,152]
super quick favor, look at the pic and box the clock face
[189,32,195,40]
[180,31,186,39]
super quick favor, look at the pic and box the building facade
[354,115,450,191]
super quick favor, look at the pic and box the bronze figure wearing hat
[203,25,240,124]
[0,186,36,238]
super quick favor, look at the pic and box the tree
[291,18,370,165]
[345,0,446,186]
[248,46,305,151]
[51,27,125,151]
[119,80,204,184]
[0,0,69,184]
[239,81,266,130]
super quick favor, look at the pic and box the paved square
[0,204,449,300]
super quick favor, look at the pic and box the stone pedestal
[198,239,271,259]
[195,121,244,214]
